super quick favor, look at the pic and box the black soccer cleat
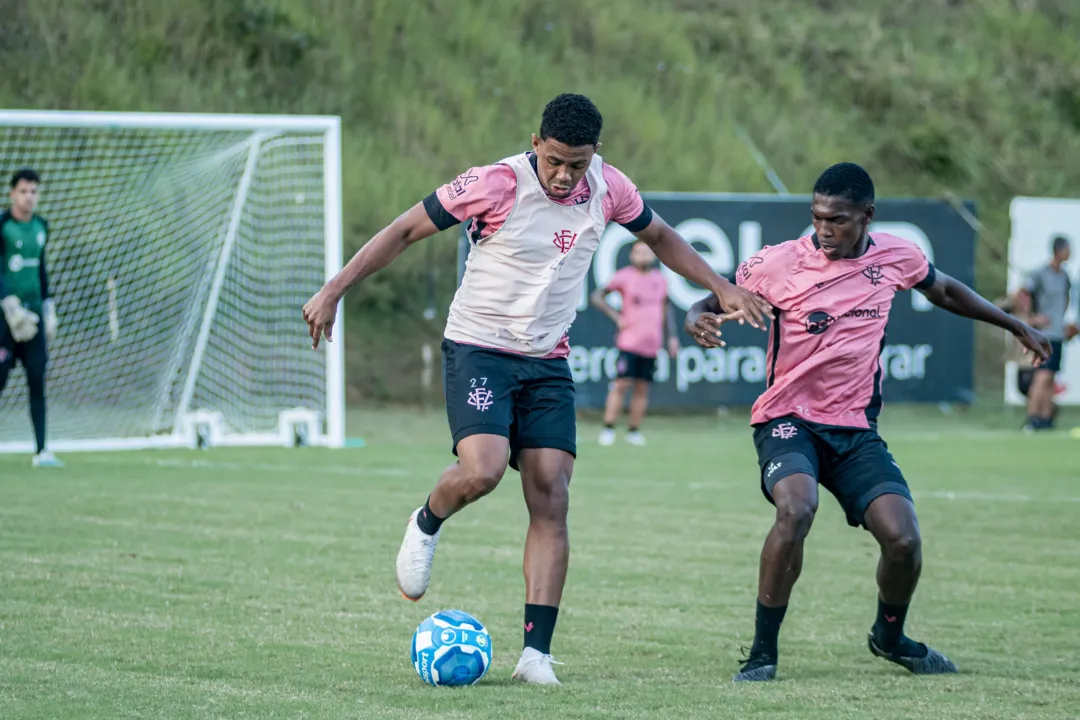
[868,633,958,675]
[732,649,778,683]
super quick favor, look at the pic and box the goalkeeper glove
[43,299,57,344]
[1,295,39,343]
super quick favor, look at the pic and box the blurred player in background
[591,239,679,446]
[997,288,1058,422]
[303,93,770,685]
[1016,235,1075,431]
[0,169,62,468]
[687,162,1049,683]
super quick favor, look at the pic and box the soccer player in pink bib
[591,240,679,446]
[686,162,1050,683]
[303,94,770,685]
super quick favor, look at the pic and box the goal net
[0,111,344,452]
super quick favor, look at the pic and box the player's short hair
[812,162,875,209]
[10,168,40,188]
[1052,235,1070,254]
[539,94,603,147]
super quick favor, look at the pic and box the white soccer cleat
[511,647,564,685]
[625,431,647,446]
[395,507,439,601]
[32,451,64,468]
[598,427,616,446]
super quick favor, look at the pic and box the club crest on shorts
[772,422,798,439]
[467,387,494,412]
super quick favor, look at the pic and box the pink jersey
[736,233,934,429]
[427,152,649,358]
[605,266,668,358]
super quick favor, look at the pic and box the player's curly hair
[539,93,603,147]
[813,162,875,208]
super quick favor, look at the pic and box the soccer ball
[411,609,492,686]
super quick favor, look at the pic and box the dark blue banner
[459,193,976,409]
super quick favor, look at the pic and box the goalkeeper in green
[0,168,62,467]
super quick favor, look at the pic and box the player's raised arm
[303,203,439,348]
[633,213,772,329]
[917,267,1052,365]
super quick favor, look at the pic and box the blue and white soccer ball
[411,609,492,687]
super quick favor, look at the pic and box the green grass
[2,407,1079,719]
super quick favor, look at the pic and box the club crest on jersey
[862,264,884,286]
[772,422,798,439]
[36,231,45,246]
[553,230,577,253]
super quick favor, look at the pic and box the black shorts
[442,339,576,471]
[752,416,912,528]
[1017,368,1034,397]
[615,351,656,381]
[0,316,48,377]
[1038,340,1064,373]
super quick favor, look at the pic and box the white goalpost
[0,110,345,452]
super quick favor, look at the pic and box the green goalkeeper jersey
[0,211,50,315]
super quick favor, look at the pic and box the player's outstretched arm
[633,214,772,329]
[918,269,1052,365]
[303,202,439,349]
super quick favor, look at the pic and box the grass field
[2,407,1079,719]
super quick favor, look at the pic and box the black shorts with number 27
[752,416,912,528]
[442,339,577,471]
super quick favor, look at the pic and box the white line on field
[915,490,1080,504]
[79,456,408,477]
[888,429,1078,441]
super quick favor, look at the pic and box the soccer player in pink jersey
[686,163,1050,683]
[303,94,770,685]
[591,240,679,446]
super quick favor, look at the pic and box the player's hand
[666,336,680,358]
[1012,322,1051,366]
[714,284,772,330]
[684,306,725,349]
[302,287,339,350]
[1066,323,1079,342]
[1,295,39,343]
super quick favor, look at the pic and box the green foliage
[2,0,1078,400]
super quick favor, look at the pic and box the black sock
[628,426,639,432]
[524,604,559,655]
[751,601,786,658]
[873,599,909,649]
[415,496,444,536]
[604,423,614,429]
[28,375,46,454]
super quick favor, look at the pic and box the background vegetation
[3,0,1078,402]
